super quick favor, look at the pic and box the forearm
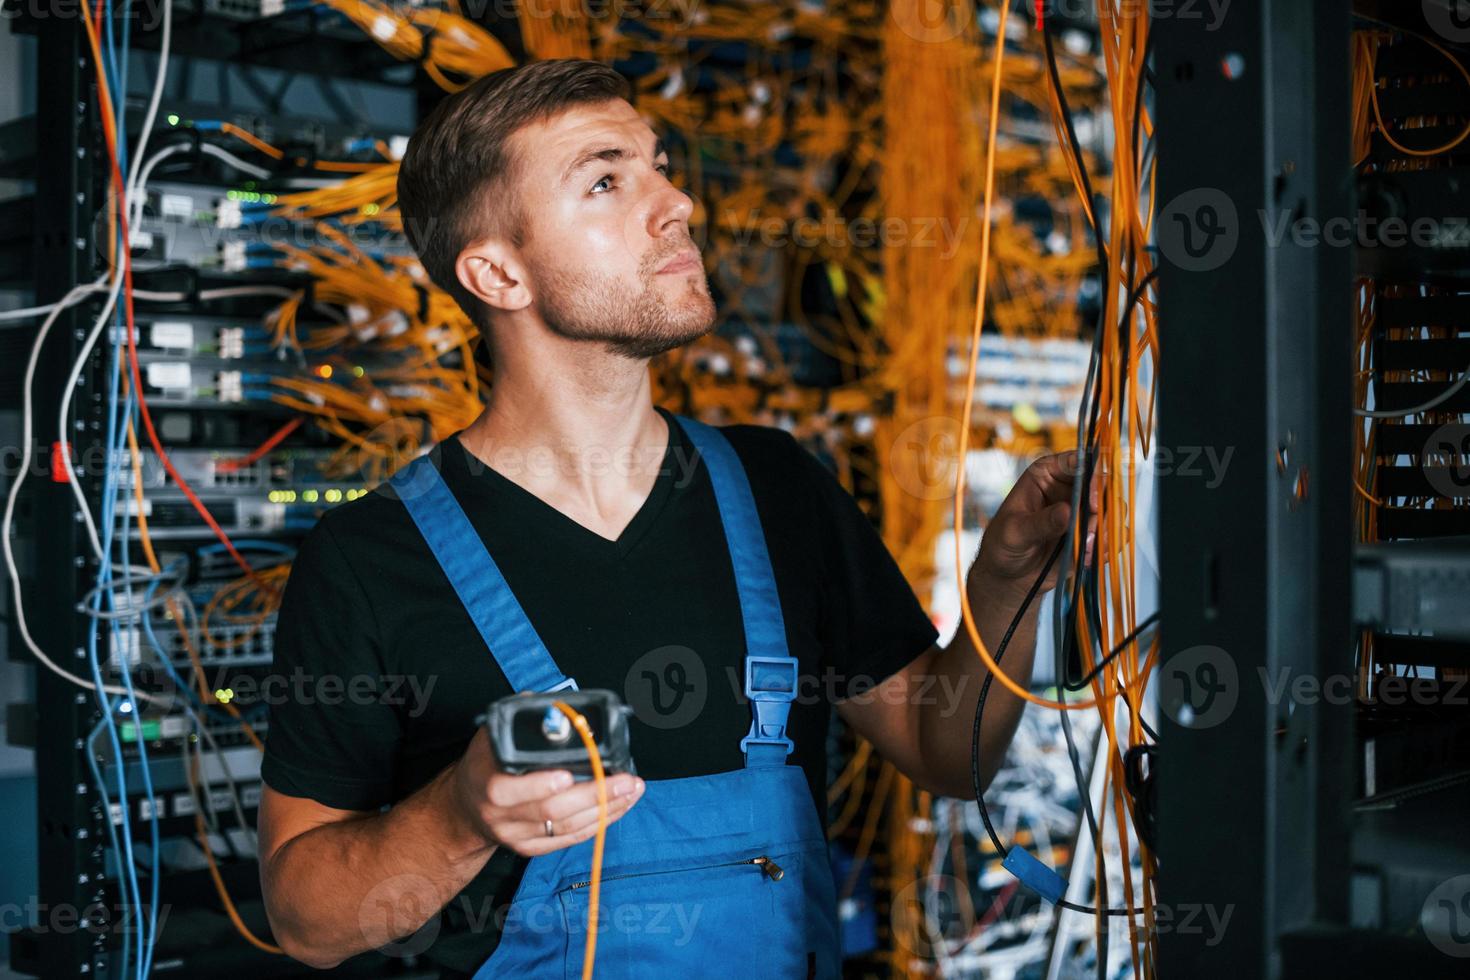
[917,569,1042,798]
[262,762,494,969]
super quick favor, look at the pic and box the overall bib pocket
[554,850,806,980]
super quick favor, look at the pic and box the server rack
[1156,2,1469,977]
[0,6,485,975]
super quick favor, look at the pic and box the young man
[257,59,1085,978]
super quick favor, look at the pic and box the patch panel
[119,614,278,670]
[114,446,347,492]
[118,494,333,539]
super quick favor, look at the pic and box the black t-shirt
[259,405,939,972]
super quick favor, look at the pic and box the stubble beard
[537,248,717,360]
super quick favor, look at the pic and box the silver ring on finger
[544,818,555,838]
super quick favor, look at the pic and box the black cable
[1051,267,1159,936]
[1057,332,1108,913]
[1063,611,1159,692]
[1058,18,1156,691]
[971,538,1063,852]
[1118,687,1160,744]
[1053,302,1109,937]
[1060,267,1159,691]
[1122,744,1158,853]
[967,537,1145,916]
[1074,247,1140,691]
[1043,20,1107,271]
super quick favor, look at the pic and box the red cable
[975,880,1019,934]
[215,417,302,473]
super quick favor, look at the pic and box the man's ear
[455,238,532,313]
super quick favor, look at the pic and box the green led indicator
[120,719,162,742]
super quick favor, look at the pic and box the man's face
[508,99,715,360]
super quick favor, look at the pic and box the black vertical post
[1155,1,1352,976]
[31,9,109,978]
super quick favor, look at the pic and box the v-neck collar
[450,406,683,558]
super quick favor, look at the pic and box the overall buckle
[740,655,798,759]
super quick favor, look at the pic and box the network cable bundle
[0,0,476,971]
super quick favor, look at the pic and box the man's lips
[657,251,701,275]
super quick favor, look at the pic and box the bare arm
[258,726,644,969]
[835,572,1039,799]
[838,451,1090,799]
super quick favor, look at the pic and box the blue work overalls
[388,414,841,979]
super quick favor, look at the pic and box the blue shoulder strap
[673,416,798,768]
[388,452,576,694]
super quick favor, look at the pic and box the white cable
[131,286,298,301]
[2,0,174,702]
[127,0,172,201]
[1,285,167,702]
[59,143,186,563]
[0,284,107,323]
[198,141,272,180]
[56,29,183,560]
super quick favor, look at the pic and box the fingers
[515,811,623,857]
[1019,451,1089,513]
[548,782,643,837]
[499,777,646,857]
[508,771,641,825]
[1035,449,1082,484]
[486,768,577,808]
[1025,449,1108,501]
[1005,500,1072,552]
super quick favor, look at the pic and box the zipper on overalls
[568,854,784,890]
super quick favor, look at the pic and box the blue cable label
[1002,847,1068,905]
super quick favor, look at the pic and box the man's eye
[591,174,615,194]
[656,161,672,176]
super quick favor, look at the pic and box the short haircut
[396,59,634,352]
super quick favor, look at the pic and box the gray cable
[1355,360,1470,418]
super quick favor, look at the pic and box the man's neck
[457,343,670,539]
